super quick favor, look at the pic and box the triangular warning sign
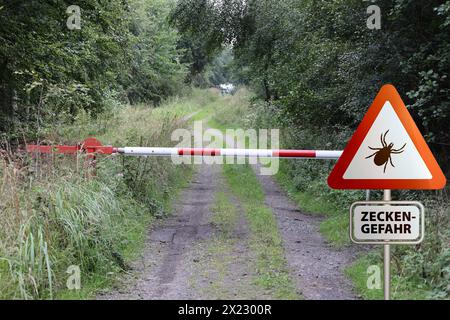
[328,84,446,190]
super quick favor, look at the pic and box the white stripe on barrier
[221,149,273,157]
[120,147,178,156]
[316,150,343,159]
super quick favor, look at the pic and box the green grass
[345,253,431,300]
[55,166,193,300]
[345,254,384,300]
[0,89,201,299]
[274,163,436,300]
[222,164,300,299]
[211,191,239,237]
[188,91,299,298]
[190,105,217,123]
[198,191,242,299]
[207,89,254,129]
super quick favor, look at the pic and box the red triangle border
[328,84,446,190]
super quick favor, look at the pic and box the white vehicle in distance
[219,83,235,95]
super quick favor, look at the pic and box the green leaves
[1,0,189,135]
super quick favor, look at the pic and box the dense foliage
[171,0,450,173]
[0,0,187,138]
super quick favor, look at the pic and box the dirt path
[99,121,361,300]
[99,165,219,299]
[98,164,270,299]
[252,165,360,300]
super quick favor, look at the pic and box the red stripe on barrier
[178,148,221,156]
[273,150,316,158]
[88,146,115,155]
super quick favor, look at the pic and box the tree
[171,0,450,173]
[0,0,189,137]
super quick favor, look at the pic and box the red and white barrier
[118,147,342,159]
[26,138,343,160]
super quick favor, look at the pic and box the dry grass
[0,88,219,299]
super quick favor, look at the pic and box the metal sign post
[383,189,391,300]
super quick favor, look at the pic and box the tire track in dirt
[98,163,272,300]
[188,187,274,300]
[252,164,360,300]
[215,126,361,300]
[99,164,220,299]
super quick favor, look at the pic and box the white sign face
[343,101,431,180]
[350,201,424,244]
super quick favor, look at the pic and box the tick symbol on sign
[366,130,406,173]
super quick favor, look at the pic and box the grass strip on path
[222,164,300,299]
[191,191,250,299]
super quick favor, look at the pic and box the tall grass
[0,89,219,299]
[208,88,254,129]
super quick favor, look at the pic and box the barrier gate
[26,138,343,160]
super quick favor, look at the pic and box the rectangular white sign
[350,201,424,244]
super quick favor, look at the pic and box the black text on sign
[350,202,424,244]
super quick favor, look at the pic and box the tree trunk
[263,76,271,101]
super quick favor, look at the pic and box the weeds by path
[0,89,217,299]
